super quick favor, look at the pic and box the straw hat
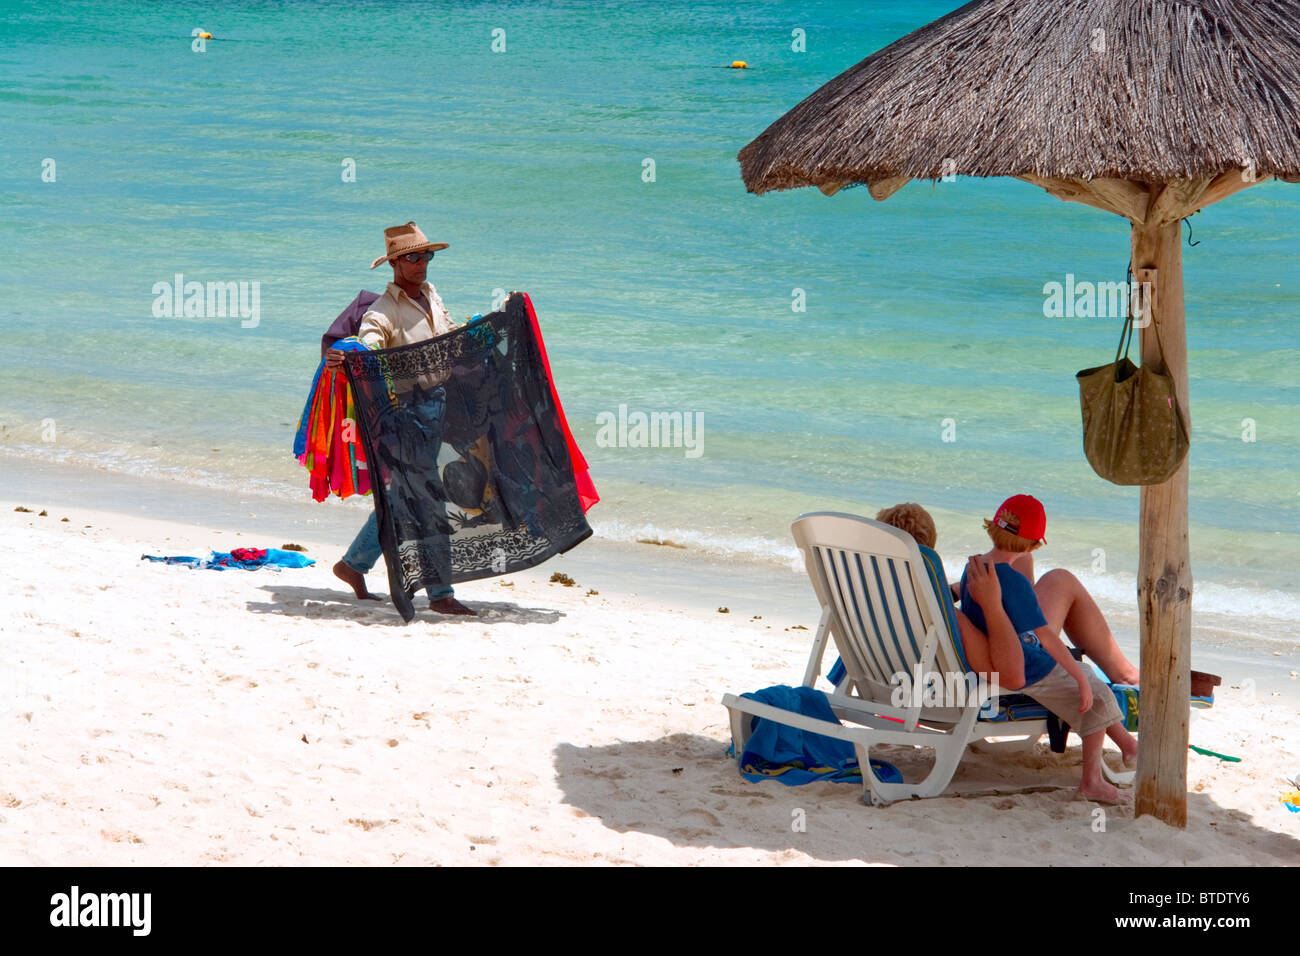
[369,221,449,269]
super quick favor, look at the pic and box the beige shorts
[1022,665,1123,737]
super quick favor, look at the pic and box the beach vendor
[325,221,476,617]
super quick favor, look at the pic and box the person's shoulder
[363,285,399,316]
[995,562,1034,592]
[996,562,1045,624]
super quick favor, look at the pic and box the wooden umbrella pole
[1131,220,1192,827]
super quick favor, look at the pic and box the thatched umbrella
[740,0,1300,826]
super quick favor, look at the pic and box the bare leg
[1107,724,1138,766]
[1035,569,1139,685]
[1079,731,1130,803]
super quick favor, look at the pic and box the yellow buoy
[730,60,747,69]
[198,31,212,39]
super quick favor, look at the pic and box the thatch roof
[739,0,1300,196]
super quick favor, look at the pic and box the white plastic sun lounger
[722,512,1131,805]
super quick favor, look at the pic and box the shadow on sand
[553,733,1300,865]
[247,586,565,626]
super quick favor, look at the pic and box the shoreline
[0,452,821,622]
[4,452,1298,705]
[3,428,1297,610]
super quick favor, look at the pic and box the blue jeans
[342,511,454,601]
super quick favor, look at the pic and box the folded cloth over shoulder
[320,290,381,357]
[735,685,901,786]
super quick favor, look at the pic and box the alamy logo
[595,404,703,459]
[152,273,261,328]
[49,886,151,936]
[890,666,999,717]
[1042,274,1150,324]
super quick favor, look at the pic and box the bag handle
[1127,265,1174,373]
[1114,265,1135,362]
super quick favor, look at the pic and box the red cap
[992,494,1047,544]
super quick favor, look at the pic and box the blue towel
[736,684,901,786]
[141,549,315,571]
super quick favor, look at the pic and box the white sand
[2,498,1298,866]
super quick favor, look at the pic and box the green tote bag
[1076,307,1189,486]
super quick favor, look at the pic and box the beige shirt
[358,281,457,349]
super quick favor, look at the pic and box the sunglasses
[401,251,436,263]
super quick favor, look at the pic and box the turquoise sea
[1,1,1297,640]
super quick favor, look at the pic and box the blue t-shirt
[959,563,1056,686]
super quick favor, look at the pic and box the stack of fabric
[293,337,372,501]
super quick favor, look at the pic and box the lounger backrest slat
[859,553,906,678]
[794,513,964,707]
[818,546,915,687]
[817,546,883,684]
[882,556,924,669]
[847,548,899,686]
[926,570,964,675]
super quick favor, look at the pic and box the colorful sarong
[294,337,372,501]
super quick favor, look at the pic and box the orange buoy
[730,60,748,69]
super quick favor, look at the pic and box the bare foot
[1079,781,1132,805]
[430,596,477,616]
[333,561,382,600]
[1120,738,1138,767]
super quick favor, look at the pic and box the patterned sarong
[343,292,595,622]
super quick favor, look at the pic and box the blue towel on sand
[141,549,315,571]
[735,685,901,786]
